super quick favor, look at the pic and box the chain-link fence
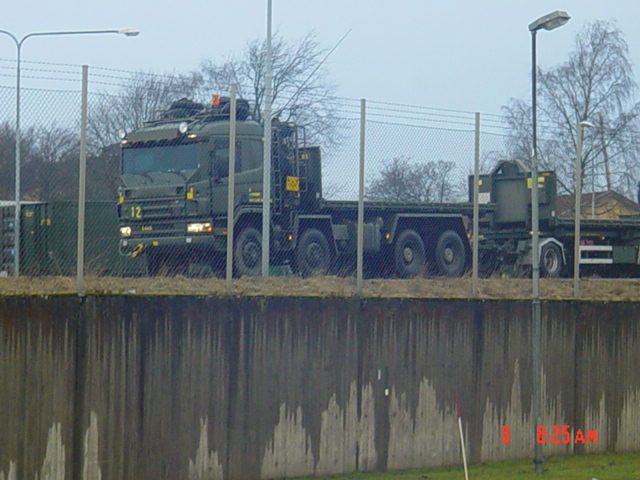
[0,59,527,291]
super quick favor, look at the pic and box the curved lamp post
[0,28,139,276]
[528,10,570,474]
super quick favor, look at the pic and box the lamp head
[118,28,140,37]
[529,11,570,32]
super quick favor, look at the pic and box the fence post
[261,0,273,278]
[226,85,237,293]
[76,65,88,294]
[357,99,366,295]
[472,112,480,296]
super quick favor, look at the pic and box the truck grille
[121,196,185,220]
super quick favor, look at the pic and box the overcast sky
[1,0,640,115]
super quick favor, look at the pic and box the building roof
[557,190,640,219]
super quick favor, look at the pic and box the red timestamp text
[500,425,597,444]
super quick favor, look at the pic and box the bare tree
[198,32,339,146]
[88,72,201,150]
[0,122,17,199]
[367,156,459,203]
[503,20,640,197]
[25,125,79,201]
[0,122,78,201]
[86,145,121,200]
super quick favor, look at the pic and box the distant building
[557,190,640,220]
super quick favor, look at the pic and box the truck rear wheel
[434,230,467,277]
[235,227,262,277]
[394,229,426,277]
[296,228,331,277]
[540,242,563,278]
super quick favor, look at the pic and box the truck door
[209,139,263,216]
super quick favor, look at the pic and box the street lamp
[0,28,139,276]
[528,9,570,474]
[573,121,594,298]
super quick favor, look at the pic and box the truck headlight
[187,222,212,233]
[120,226,132,237]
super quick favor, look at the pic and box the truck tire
[234,227,262,277]
[394,229,426,277]
[478,250,499,278]
[434,230,467,277]
[296,228,331,277]
[540,242,563,278]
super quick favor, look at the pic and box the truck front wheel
[434,230,467,277]
[296,228,331,277]
[394,229,426,278]
[234,227,262,277]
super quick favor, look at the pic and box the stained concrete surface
[1,296,639,479]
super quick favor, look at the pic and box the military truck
[117,97,640,278]
[117,98,474,277]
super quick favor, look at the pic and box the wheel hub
[403,246,414,264]
[444,247,454,264]
[307,243,322,267]
[543,253,558,272]
[243,243,259,267]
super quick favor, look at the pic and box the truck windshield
[122,143,199,175]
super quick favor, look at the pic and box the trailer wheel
[540,242,563,278]
[235,227,262,277]
[478,250,499,278]
[394,229,426,277]
[434,230,467,277]
[296,228,331,277]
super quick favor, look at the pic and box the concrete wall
[1,296,639,480]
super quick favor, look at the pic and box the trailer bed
[554,217,640,241]
[319,199,493,216]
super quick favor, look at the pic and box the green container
[469,161,558,228]
[6,201,145,276]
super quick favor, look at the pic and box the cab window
[241,139,262,171]
[211,140,241,178]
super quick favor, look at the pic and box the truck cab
[117,97,321,275]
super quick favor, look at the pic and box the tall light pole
[528,9,570,474]
[573,121,594,298]
[0,28,139,277]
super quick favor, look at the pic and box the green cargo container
[468,160,557,228]
[0,201,145,276]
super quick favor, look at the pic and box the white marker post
[455,392,470,480]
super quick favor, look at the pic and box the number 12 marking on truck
[129,205,142,219]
